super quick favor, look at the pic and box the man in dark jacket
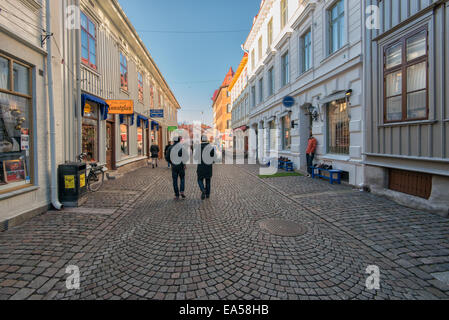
[164,141,172,168]
[168,136,186,200]
[197,135,214,200]
[150,143,160,168]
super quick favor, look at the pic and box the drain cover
[259,219,307,237]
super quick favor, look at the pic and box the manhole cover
[258,219,307,237]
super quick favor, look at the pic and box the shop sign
[106,100,134,114]
[84,102,92,114]
[64,175,75,189]
[150,109,164,118]
[168,126,178,132]
[80,173,86,188]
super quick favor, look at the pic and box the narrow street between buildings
[0,164,448,300]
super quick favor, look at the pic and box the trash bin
[58,162,87,207]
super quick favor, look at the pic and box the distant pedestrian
[150,143,160,168]
[306,132,317,177]
[197,135,214,200]
[164,141,172,168]
[167,136,186,200]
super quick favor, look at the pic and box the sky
[118,0,261,127]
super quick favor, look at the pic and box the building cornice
[274,32,292,50]
[291,1,316,30]
[244,0,275,50]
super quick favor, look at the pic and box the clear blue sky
[118,0,260,126]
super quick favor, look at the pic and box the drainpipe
[46,0,63,210]
[75,0,82,156]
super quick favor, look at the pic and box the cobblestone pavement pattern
[0,164,448,300]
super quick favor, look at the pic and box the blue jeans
[198,178,211,196]
[306,153,315,174]
[172,171,185,197]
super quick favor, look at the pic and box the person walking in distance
[164,141,172,168]
[197,135,215,200]
[168,136,186,200]
[306,131,317,177]
[150,142,160,168]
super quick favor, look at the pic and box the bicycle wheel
[88,170,104,192]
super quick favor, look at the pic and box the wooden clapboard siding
[0,0,44,49]
[364,0,449,169]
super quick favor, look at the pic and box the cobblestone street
[1,164,449,300]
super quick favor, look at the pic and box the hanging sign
[105,100,134,114]
[282,96,295,108]
[150,109,164,118]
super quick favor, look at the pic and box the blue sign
[150,109,164,118]
[282,96,295,108]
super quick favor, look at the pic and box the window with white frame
[281,52,289,87]
[328,0,345,55]
[300,29,312,73]
[281,0,288,29]
[268,18,273,46]
[258,77,263,103]
[281,114,291,150]
[258,37,263,61]
[268,67,274,96]
[251,86,256,108]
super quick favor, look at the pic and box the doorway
[106,120,116,170]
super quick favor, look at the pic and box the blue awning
[119,114,135,126]
[151,121,160,131]
[81,93,109,120]
[137,115,149,128]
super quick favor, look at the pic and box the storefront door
[146,128,150,159]
[158,126,163,159]
[106,121,115,170]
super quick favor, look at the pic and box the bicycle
[77,153,106,192]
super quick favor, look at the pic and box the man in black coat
[164,141,172,168]
[150,143,160,168]
[197,135,215,200]
[168,136,186,200]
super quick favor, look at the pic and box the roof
[211,67,235,103]
[229,53,248,91]
[221,67,235,87]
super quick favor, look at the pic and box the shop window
[327,99,349,154]
[0,55,32,192]
[0,56,10,90]
[137,121,144,156]
[81,12,97,70]
[269,121,277,151]
[120,116,129,156]
[120,52,128,91]
[82,102,99,163]
[282,114,291,150]
[384,28,428,122]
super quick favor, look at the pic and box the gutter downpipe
[46,0,63,210]
[75,0,82,157]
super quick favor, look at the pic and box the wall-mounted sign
[167,126,178,132]
[282,96,295,108]
[150,109,164,118]
[106,100,134,114]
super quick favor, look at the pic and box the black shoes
[180,193,186,199]
[201,192,206,200]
